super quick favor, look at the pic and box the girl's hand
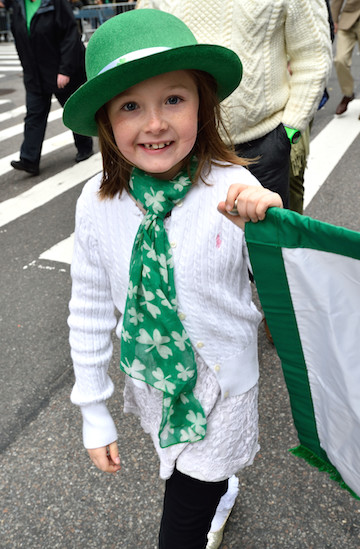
[218,183,283,229]
[87,441,121,474]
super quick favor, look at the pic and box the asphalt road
[1,38,360,549]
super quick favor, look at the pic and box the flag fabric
[245,208,360,500]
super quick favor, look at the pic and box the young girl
[63,9,282,549]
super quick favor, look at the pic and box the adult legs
[334,26,358,98]
[20,90,52,167]
[158,469,228,549]
[236,123,291,208]
[55,87,93,159]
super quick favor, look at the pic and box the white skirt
[123,352,259,481]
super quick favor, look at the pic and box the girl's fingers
[88,443,121,474]
[108,441,121,468]
[220,183,283,225]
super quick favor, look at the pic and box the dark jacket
[6,0,86,94]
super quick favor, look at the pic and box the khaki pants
[334,18,360,97]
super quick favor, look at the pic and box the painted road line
[0,108,62,142]
[0,152,101,227]
[0,98,56,123]
[304,99,360,208]
[38,234,74,265]
[0,60,20,65]
[0,66,22,71]
[0,130,74,176]
[0,104,26,123]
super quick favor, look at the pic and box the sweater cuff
[80,401,118,449]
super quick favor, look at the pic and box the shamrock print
[152,367,176,394]
[139,285,161,318]
[144,188,166,214]
[172,330,190,351]
[180,427,202,443]
[128,307,144,326]
[176,363,195,381]
[186,410,207,436]
[121,357,146,381]
[136,328,172,359]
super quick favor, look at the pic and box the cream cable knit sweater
[68,163,262,449]
[137,0,332,143]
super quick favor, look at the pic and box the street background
[1,34,360,548]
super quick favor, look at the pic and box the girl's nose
[144,109,168,133]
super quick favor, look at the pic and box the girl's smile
[106,70,199,180]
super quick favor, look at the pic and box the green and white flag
[245,208,360,500]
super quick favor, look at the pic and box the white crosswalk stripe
[0,43,21,73]
[0,107,63,142]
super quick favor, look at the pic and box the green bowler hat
[63,9,242,137]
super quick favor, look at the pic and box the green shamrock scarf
[120,165,207,448]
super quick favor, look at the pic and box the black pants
[21,85,93,167]
[158,469,228,549]
[236,123,291,208]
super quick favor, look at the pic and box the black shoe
[11,159,39,176]
[75,150,94,163]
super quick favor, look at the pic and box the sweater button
[224,391,229,398]
[170,241,177,248]
[178,312,186,321]
[196,341,204,349]
[214,364,221,372]
[176,201,183,207]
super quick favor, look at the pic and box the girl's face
[107,70,199,180]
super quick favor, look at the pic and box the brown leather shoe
[336,94,355,115]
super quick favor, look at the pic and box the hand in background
[57,74,70,89]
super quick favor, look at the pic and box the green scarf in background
[120,165,207,448]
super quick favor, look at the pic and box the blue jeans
[20,87,93,167]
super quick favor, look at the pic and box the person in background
[136,0,332,209]
[331,0,360,115]
[5,0,93,176]
[289,0,335,214]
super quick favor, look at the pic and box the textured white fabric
[68,162,262,474]
[80,401,118,449]
[209,474,239,532]
[124,352,259,481]
[137,0,332,143]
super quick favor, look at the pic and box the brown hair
[96,70,251,199]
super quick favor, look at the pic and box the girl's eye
[166,96,181,105]
[122,102,138,112]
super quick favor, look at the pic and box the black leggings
[158,469,228,549]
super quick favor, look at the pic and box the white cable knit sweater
[136,0,333,143]
[68,163,262,450]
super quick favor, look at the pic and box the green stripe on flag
[245,208,360,500]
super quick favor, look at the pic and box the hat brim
[63,44,242,136]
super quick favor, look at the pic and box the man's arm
[282,0,333,132]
